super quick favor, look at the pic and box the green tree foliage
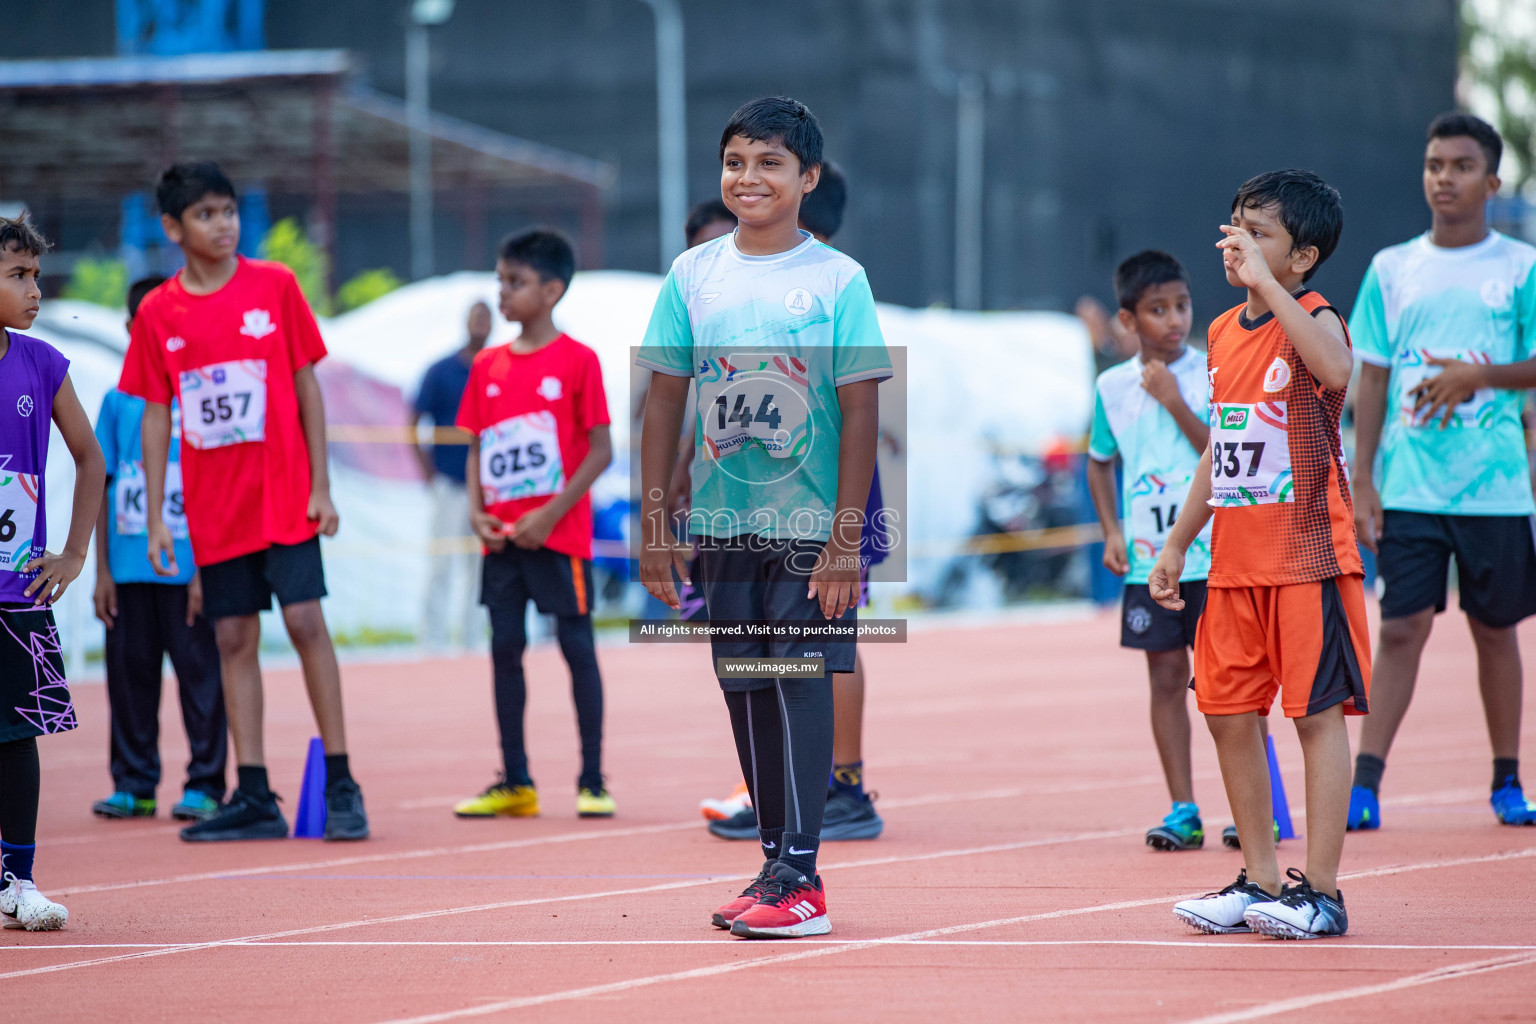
[336,267,404,313]
[259,218,332,314]
[1462,0,1536,192]
[61,257,129,308]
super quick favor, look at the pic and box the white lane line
[7,940,1536,952]
[7,841,1531,986]
[0,826,1140,981]
[50,821,701,897]
[48,773,1163,897]
[1179,953,1536,1023]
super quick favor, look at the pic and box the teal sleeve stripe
[1087,388,1117,461]
[1348,263,1389,364]
[637,272,694,375]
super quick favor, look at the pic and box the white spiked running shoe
[1173,870,1278,934]
[1,873,69,932]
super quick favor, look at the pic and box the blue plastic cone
[1266,734,1296,840]
[293,737,328,838]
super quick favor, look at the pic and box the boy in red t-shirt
[451,229,615,820]
[118,162,367,842]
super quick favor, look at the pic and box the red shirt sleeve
[119,304,174,404]
[283,270,328,371]
[576,345,611,432]
[456,356,486,434]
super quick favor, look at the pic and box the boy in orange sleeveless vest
[1150,170,1369,939]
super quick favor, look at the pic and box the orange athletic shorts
[1192,575,1371,719]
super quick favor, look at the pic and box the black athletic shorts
[1121,580,1207,651]
[0,606,75,742]
[696,536,856,692]
[1377,510,1536,628]
[201,537,328,621]
[481,545,594,618]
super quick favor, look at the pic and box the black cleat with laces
[323,778,370,841]
[180,788,288,842]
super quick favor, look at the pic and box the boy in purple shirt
[0,216,107,931]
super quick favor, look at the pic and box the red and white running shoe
[729,862,830,939]
[700,781,752,822]
[711,861,775,929]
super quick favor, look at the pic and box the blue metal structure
[117,0,264,56]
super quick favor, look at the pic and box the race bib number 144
[1209,402,1293,506]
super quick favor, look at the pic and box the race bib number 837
[1209,402,1293,506]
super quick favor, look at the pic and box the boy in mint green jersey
[1087,250,1212,850]
[1349,112,1536,829]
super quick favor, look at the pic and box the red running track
[5,606,1535,1023]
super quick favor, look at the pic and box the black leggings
[724,679,834,837]
[0,738,40,846]
[487,607,604,793]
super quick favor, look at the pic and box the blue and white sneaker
[1491,779,1536,825]
[1346,785,1380,831]
[1173,870,1279,934]
[1244,869,1348,939]
[1146,802,1204,851]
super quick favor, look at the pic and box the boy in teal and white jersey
[1087,251,1213,851]
[1350,112,1536,829]
[638,97,890,940]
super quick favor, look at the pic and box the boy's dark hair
[799,160,846,240]
[718,96,823,172]
[127,275,168,320]
[0,215,52,258]
[498,228,576,288]
[1231,169,1343,282]
[1113,250,1189,311]
[1427,111,1502,176]
[685,199,735,247]
[156,161,237,220]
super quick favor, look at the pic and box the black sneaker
[707,805,758,841]
[180,789,288,842]
[323,778,370,841]
[821,788,883,840]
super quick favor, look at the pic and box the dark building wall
[2,0,1457,319]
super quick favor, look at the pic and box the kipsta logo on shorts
[537,376,563,401]
[165,336,186,352]
[783,288,812,315]
[239,309,276,339]
[15,395,33,417]
[1127,605,1152,635]
[1221,407,1248,429]
[1263,357,1291,393]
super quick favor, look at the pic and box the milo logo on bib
[1209,402,1293,507]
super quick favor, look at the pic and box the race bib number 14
[1209,402,1293,506]
[180,360,267,450]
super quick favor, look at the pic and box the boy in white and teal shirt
[1087,250,1213,850]
[1349,112,1536,828]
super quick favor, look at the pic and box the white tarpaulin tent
[22,273,1092,665]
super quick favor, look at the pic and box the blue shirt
[414,351,475,482]
[95,388,195,585]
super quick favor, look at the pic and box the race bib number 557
[180,360,267,450]
[1209,402,1293,506]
